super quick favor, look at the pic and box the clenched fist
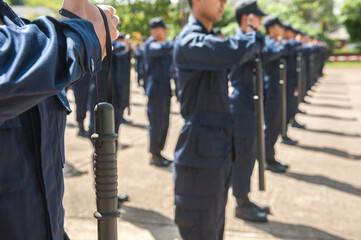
[61,0,119,59]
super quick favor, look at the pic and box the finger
[111,15,120,27]
[98,5,116,16]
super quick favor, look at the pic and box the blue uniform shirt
[173,16,260,168]
[283,39,301,95]
[142,36,173,97]
[0,1,102,239]
[229,29,263,138]
[262,35,285,111]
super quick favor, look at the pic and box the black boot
[291,119,306,129]
[77,121,88,138]
[235,198,268,222]
[280,136,298,146]
[150,153,172,167]
[266,158,289,173]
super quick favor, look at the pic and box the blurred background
[7,0,361,63]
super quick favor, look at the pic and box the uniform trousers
[231,136,257,199]
[174,164,231,240]
[147,96,170,155]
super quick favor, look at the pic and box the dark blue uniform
[284,39,301,127]
[263,36,285,160]
[229,29,262,200]
[142,37,173,156]
[302,43,312,91]
[173,16,259,240]
[112,41,131,124]
[88,42,130,137]
[72,73,91,124]
[0,1,102,239]
[134,48,145,87]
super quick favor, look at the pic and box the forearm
[0,16,101,124]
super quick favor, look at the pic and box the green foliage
[258,0,337,38]
[8,0,25,5]
[325,61,361,67]
[341,0,361,42]
[101,0,178,39]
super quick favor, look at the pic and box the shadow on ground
[308,95,351,102]
[285,172,361,197]
[308,103,353,110]
[131,102,146,107]
[294,144,361,160]
[311,91,348,96]
[124,122,148,130]
[302,128,361,138]
[246,220,344,240]
[63,163,88,178]
[120,205,179,240]
[305,113,357,122]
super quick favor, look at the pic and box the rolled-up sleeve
[0,16,102,124]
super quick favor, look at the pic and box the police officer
[0,1,119,239]
[173,0,262,238]
[142,17,173,167]
[230,0,270,223]
[134,37,147,88]
[72,73,92,137]
[263,15,290,173]
[280,22,302,145]
[112,33,132,125]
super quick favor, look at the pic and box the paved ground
[63,67,361,240]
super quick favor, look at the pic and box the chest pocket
[196,112,231,159]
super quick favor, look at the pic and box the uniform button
[90,58,95,72]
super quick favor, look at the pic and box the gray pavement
[63,67,361,240]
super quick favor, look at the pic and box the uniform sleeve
[282,39,301,57]
[175,31,260,71]
[0,16,102,125]
[147,41,173,58]
[262,40,284,63]
[112,45,128,58]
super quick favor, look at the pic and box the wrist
[61,0,91,20]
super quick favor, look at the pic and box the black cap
[263,15,284,29]
[149,17,170,29]
[293,28,302,35]
[283,22,292,30]
[235,0,268,19]
[117,32,125,40]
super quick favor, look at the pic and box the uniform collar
[188,15,213,34]
[235,28,246,37]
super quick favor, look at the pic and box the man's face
[284,30,293,39]
[274,24,285,37]
[252,15,263,31]
[151,27,167,42]
[195,0,227,23]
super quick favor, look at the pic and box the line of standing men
[169,0,328,239]
[68,0,328,238]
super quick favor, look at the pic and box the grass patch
[325,61,361,67]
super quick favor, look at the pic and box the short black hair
[187,0,192,8]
